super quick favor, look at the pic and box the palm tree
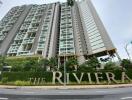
[85,56,100,70]
[39,58,49,71]
[48,57,58,71]
[66,57,78,71]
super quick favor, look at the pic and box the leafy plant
[0,56,7,70]
[48,57,58,71]
[21,57,39,72]
[66,57,78,71]
[39,58,49,71]
[104,61,120,70]
[85,57,100,69]
[1,77,8,83]
[121,59,132,69]
[78,64,94,72]
[14,80,31,86]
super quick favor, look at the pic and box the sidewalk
[0,84,132,89]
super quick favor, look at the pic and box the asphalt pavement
[0,87,132,100]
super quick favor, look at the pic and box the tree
[85,56,100,69]
[121,59,132,69]
[65,57,78,71]
[39,58,49,71]
[0,56,7,71]
[48,57,58,71]
[104,61,120,70]
[59,57,78,71]
[78,63,94,72]
[23,58,39,72]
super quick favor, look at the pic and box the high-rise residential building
[6,3,60,58]
[0,0,117,64]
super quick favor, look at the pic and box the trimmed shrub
[2,71,53,82]
[121,59,132,69]
[1,77,8,83]
[14,81,31,86]
[104,61,121,70]
[5,57,40,72]
[1,69,132,85]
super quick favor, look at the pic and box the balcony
[37,44,45,49]
[14,34,25,40]
[22,38,34,44]
[8,50,17,54]
[0,35,5,41]
[25,19,32,22]
[27,27,38,32]
[32,19,41,23]
[18,51,31,55]
[20,25,29,30]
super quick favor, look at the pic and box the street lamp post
[125,41,132,61]
[64,26,67,87]
[64,53,66,87]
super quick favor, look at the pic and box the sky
[0,0,132,60]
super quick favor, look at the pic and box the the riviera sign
[29,71,132,85]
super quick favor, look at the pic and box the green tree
[39,58,49,71]
[121,59,132,69]
[23,57,39,72]
[66,57,78,71]
[11,65,23,72]
[78,63,94,72]
[78,57,100,71]
[104,61,120,70]
[48,57,58,71]
[85,57,100,69]
[0,56,7,70]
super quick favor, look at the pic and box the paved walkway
[0,84,132,89]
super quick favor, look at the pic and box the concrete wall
[42,4,56,58]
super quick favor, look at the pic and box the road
[0,87,132,100]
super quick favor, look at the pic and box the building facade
[0,0,116,64]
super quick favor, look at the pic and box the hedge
[1,71,53,82]
[1,69,132,84]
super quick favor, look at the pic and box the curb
[0,84,132,89]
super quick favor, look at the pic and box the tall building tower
[58,3,76,64]
[0,0,117,65]
[0,5,29,55]
[58,0,116,64]
[2,3,60,58]
[76,0,116,62]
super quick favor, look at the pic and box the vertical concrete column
[42,4,56,58]
[30,5,48,54]
[48,3,60,58]
[71,2,87,64]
